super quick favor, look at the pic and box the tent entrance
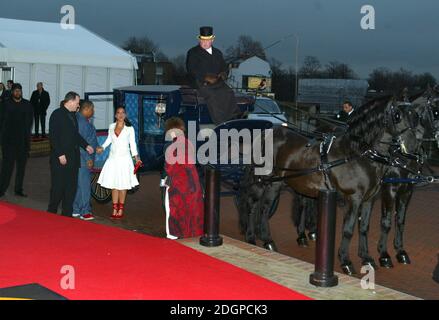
[0,66,14,83]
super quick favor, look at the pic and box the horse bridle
[424,96,439,147]
[382,101,419,156]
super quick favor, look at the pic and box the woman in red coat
[162,117,204,239]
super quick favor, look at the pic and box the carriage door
[140,93,167,171]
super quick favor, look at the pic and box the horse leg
[260,182,283,252]
[394,186,413,264]
[338,196,360,275]
[306,197,318,241]
[293,193,308,247]
[358,200,378,270]
[377,184,396,268]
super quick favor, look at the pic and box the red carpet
[0,202,310,300]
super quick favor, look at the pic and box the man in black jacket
[1,80,14,103]
[48,91,94,217]
[186,26,241,125]
[30,82,51,138]
[335,101,355,122]
[0,83,33,198]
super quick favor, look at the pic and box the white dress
[97,123,140,190]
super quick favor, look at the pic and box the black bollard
[310,189,338,287]
[200,166,223,247]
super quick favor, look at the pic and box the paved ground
[2,155,439,299]
[179,236,419,300]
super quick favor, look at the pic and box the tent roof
[0,18,137,70]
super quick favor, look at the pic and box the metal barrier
[310,189,339,287]
[200,166,223,247]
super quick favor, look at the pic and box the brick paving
[179,236,419,300]
[2,156,439,299]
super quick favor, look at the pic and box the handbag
[134,160,143,174]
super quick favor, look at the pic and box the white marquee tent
[0,18,138,129]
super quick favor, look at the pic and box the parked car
[247,97,288,126]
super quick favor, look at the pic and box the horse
[378,87,439,268]
[238,95,420,274]
[291,87,439,269]
[292,117,347,247]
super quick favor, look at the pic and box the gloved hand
[218,72,228,81]
[160,176,168,188]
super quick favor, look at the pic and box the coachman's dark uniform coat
[48,106,89,216]
[0,98,33,195]
[186,45,241,125]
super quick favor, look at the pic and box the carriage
[85,85,275,206]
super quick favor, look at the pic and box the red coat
[164,136,204,238]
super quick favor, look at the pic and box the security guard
[335,101,355,122]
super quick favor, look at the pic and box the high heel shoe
[110,203,119,219]
[117,203,125,219]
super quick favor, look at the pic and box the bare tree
[300,56,322,78]
[225,35,266,61]
[325,61,357,79]
[369,67,437,92]
[123,36,168,61]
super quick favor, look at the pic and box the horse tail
[237,166,253,234]
[292,191,302,227]
[304,197,318,233]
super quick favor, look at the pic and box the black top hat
[198,26,215,40]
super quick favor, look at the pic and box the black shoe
[0,192,5,198]
[14,191,28,198]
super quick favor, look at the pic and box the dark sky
[1,0,438,78]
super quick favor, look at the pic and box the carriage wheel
[91,172,112,203]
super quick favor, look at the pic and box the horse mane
[410,90,426,102]
[345,95,392,153]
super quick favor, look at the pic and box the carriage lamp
[155,94,167,128]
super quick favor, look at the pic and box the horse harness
[258,134,350,189]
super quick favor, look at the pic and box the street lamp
[263,33,299,107]
[294,34,299,109]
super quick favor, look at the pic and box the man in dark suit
[30,82,51,138]
[335,100,355,122]
[1,80,14,102]
[186,26,241,125]
[48,91,94,217]
[0,83,33,198]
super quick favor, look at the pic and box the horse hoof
[396,251,411,264]
[247,239,256,245]
[341,263,357,275]
[379,255,394,268]
[308,232,317,241]
[263,242,278,252]
[297,236,308,247]
[362,258,378,270]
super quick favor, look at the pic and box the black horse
[378,87,439,268]
[238,95,420,274]
[291,88,439,269]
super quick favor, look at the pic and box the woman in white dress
[96,107,141,219]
